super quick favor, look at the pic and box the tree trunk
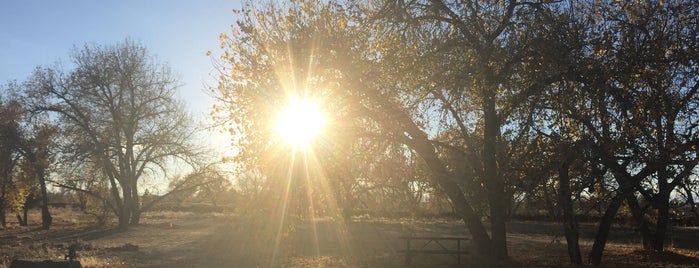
[370,99,495,256]
[625,195,653,249]
[78,192,87,211]
[483,91,508,259]
[130,180,141,225]
[119,183,132,229]
[130,204,141,225]
[106,158,128,228]
[412,139,493,256]
[16,194,32,226]
[22,205,29,226]
[0,207,5,228]
[652,189,672,251]
[37,170,52,229]
[16,213,26,226]
[558,160,582,265]
[589,192,626,265]
[0,197,6,228]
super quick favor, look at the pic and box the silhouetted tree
[24,40,202,229]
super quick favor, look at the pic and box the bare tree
[25,40,202,229]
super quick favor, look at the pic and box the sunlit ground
[2,208,698,267]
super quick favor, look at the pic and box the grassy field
[1,208,698,267]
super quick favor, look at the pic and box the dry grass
[1,209,698,267]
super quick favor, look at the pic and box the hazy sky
[0,0,242,117]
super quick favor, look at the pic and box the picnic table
[398,236,469,266]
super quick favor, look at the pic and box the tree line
[211,0,699,265]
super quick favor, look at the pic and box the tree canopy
[211,0,699,264]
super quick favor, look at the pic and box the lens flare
[275,99,325,149]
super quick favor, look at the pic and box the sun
[275,99,326,149]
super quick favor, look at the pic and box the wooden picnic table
[398,236,469,266]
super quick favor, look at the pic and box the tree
[549,0,699,263]
[0,83,57,229]
[213,0,699,264]
[602,0,699,252]
[0,91,24,228]
[212,0,570,260]
[19,123,58,229]
[25,40,202,229]
[364,0,574,258]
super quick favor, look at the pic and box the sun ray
[317,160,354,259]
[271,149,297,266]
[263,34,359,263]
[303,152,321,256]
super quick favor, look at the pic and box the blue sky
[0,0,242,117]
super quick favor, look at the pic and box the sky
[0,0,245,191]
[0,0,241,119]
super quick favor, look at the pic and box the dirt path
[2,211,698,267]
[81,212,235,267]
[88,216,699,267]
[0,211,234,267]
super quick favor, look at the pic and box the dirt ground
[1,208,698,267]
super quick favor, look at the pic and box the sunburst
[275,98,326,149]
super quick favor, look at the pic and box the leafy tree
[602,1,699,252]
[19,124,58,229]
[364,0,573,258]
[9,176,36,227]
[548,0,699,263]
[210,1,418,263]
[0,91,24,228]
[212,0,570,260]
[0,84,57,229]
[212,0,699,264]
